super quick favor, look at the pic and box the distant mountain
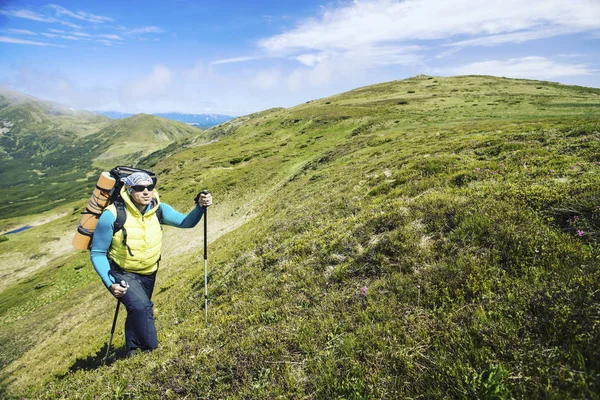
[97,111,234,128]
[92,113,201,170]
[0,87,110,138]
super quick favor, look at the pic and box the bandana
[122,172,154,194]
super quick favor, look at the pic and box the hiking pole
[104,280,127,363]
[202,190,210,326]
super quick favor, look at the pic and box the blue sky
[1,0,599,116]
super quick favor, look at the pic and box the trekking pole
[104,280,126,364]
[202,190,210,325]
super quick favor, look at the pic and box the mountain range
[1,76,599,399]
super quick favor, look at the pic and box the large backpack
[72,166,163,252]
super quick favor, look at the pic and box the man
[91,171,212,356]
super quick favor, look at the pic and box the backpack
[72,166,163,252]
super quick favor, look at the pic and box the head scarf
[122,172,154,194]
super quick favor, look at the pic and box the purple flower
[58,391,63,395]
[127,385,133,389]
[577,230,584,237]
[361,287,367,296]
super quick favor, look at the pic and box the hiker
[90,171,212,357]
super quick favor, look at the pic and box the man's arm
[160,203,205,228]
[90,210,117,288]
[161,191,212,228]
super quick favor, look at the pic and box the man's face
[129,180,154,207]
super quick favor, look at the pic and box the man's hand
[110,280,129,299]
[195,190,212,207]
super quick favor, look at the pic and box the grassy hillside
[91,113,202,170]
[0,89,203,219]
[1,75,599,399]
[0,87,110,139]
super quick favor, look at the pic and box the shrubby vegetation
[1,76,599,399]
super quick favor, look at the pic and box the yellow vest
[106,187,163,275]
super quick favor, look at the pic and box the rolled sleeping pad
[72,172,116,250]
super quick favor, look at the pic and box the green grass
[1,75,599,399]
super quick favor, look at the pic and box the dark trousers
[109,267,158,354]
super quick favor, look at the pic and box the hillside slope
[91,113,202,170]
[0,87,109,140]
[0,75,599,399]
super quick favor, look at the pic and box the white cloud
[41,33,81,40]
[446,56,594,80]
[48,5,114,24]
[6,28,37,35]
[0,36,66,47]
[99,34,123,40]
[445,27,578,49]
[125,65,174,98]
[0,7,82,28]
[260,0,600,54]
[126,26,166,35]
[296,52,331,67]
[96,40,114,46]
[0,9,54,23]
[212,56,261,65]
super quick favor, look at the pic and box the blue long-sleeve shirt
[90,203,205,288]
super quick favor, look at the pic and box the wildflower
[127,385,133,389]
[361,287,367,296]
[474,167,480,172]
[550,170,555,173]
[58,391,63,395]
[577,230,584,237]
[571,165,576,169]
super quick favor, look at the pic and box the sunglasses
[131,184,155,192]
